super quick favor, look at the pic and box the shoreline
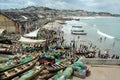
[43,19,119,59]
[60,17,120,56]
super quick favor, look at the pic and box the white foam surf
[97,30,114,39]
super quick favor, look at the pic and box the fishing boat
[71,26,87,35]
[72,26,82,28]
[71,29,84,32]
[0,54,21,64]
[0,54,39,73]
[0,44,21,54]
[54,46,70,50]
[0,55,39,80]
[45,64,66,72]
[0,48,13,54]
[19,63,68,80]
[0,44,11,48]
[74,19,80,21]
[71,31,87,35]
[37,72,56,80]
[0,37,12,44]
[71,27,84,33]
[37,63,69,80]
[18,65,44,80]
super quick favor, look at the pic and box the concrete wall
[0,14,16,33]
[79,58,120,65]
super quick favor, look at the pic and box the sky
[0,0,120,14]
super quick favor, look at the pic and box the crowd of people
[97,49,119,59]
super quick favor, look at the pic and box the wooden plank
[14,68,20,72]
[4,72,10,77]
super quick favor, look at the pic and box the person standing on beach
[113,41,115,47]
[98,49,101,58]
[89,41,92,48]
[100,37,102,43]
[78,36,80,40]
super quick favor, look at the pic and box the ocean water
[62,17,120,56]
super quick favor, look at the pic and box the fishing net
[73,61,84,67]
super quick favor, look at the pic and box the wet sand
[73,65,120,80]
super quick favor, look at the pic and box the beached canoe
[45,64,66,72]
[54,46,70,50]
[0,56,38,80]
[0,44,11,48]
[26,64,66,80]
[0,54,39,73]
[18,65,44,80]
[37,72,56,80]
[0,37,12,44]
[0,48,13,54]
[36,69,56,80]
[74,19,80,21]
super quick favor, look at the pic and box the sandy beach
[73,65,120,80]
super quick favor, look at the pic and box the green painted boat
[0,54,39,73]
[18,65,44,80]
[0,55,38,80]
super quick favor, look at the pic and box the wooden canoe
[18,65,45,80]
[37,72,56,80]
[71,31,87,35]
[45,64,66,72]
[72,26,82,28]
[0,48,13,54]
[0,54,39,73]
[0,37,12,44]
[0,56,38,80]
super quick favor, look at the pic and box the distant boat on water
[72,26,82,28]
[74,18,80,21]
[71,29,84,32]
[71,26,87,35]
[71,31,87,35]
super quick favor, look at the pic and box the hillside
[2,6,120,18]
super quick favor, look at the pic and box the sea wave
[80,17,96,19]
[73,16,119,20]
[97,30,114,39]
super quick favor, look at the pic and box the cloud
[25,1,35,6]
[39,0,77,10]
[0,0,120,14]
[77,0,120,13]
